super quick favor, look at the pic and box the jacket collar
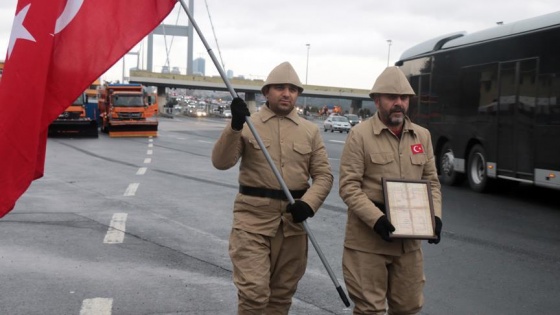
[371,112,416,136]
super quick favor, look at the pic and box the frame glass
[382,178,436,240]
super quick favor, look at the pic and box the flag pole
[176,0,350,307]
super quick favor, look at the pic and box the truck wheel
[331,129,334,133]
[467,144,492,193]
[438,141,464,186]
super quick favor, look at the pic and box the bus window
[537,73,560,125]
[460,63,498,120]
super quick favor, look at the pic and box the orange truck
[48,92,99,138]
[97,83,158,137]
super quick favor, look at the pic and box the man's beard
[386,106,405,126]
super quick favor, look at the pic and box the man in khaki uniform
[339,66,443,315]
[212,61,333,314]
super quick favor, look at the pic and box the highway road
[1,116,559,315]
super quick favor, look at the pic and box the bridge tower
[146,0,194,75]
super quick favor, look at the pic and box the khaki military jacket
[212,106,333,237]
[339,113,442,255]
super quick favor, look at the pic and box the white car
[222,109,232,118]
[324,116,351,133]
[195,108,207,117]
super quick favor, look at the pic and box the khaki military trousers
[229,226,308,315]
[342,247,425,315]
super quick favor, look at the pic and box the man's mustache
[390,106,404,114]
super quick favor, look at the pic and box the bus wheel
[467,144,491,193]
[438,142,464,186]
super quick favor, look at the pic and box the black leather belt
[239,185,307,200]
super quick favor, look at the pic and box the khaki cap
[369,66,415,98]
[261,62,304,94]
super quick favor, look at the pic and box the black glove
[373,215,396,242]
[286,200,314,223]
[230,97,250,131]
[428,216,442,244]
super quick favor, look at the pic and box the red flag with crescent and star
[0,0,177,217]
[411,144,424,154]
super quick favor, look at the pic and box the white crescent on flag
[55,0,84,34]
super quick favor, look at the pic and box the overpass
[129,70,372,113]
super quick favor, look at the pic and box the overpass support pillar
[245,92,257,114]
[157,86,168,115]
[350,99,362,114]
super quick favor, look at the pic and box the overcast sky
[0,1,558,90]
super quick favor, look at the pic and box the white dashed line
[123,183,139,196]
[144,158,152,164]
[80,298,113,315]
[136,167,147,175]
[148,143,153,148]
[147,150,153,155]
[198,140,213,144]
[329,140,346,143]
[103,213,128,244]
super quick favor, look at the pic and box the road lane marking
[80,298,113,315]
[147,149,153,155]
[124,183,139,196]
[149,138,153,142]
[198,140,213,144]
[136,167,147,175]
[144,158,152,164]
[103,213,128,244]
[148,143,153,148]
[329,140,346,143]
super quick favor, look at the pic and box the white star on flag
[7,4,36,59]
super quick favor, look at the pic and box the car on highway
[195,108,207,117]
[323,115,351,133]
[344,114,360,126]
[221,109,232,118]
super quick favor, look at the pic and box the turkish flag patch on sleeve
[411,144,424,154]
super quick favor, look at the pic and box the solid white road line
[123,183,139,196]
[144,158,151,164]
[80,298,113,315]
[103,213,128,244]
[136,167,147,175]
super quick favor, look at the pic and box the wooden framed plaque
[382,178,436,240]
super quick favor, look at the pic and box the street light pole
[304,43,310,109]
[386,39,392,67]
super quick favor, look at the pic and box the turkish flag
[411,144,425,154]
[0,0,177,217]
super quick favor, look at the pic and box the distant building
[193,58,205,76]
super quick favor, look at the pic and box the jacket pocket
[370,152,394,165]
[293,142,312,155]
[248,138,271,150]
[410,153,428,166]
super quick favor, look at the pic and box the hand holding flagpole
[175,0,350,308]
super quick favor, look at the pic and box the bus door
[497,59,537,180]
